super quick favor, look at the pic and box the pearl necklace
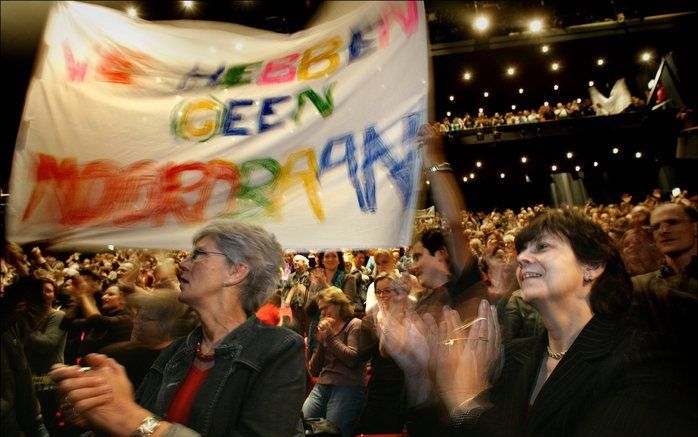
[546,345,566,360]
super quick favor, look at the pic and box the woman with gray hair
[50,221,307,437]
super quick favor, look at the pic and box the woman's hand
[50,354,153,437]
[435,299,501,413]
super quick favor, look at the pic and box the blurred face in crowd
[322,252,340,271]
[375,253,395,274]
[42,282,56,304]
[410,242,450,289]
[318,300,340,321]
[101,286,125,314]
[117,262,135,280]
[293,257,307,273]
[353,252,366,268]
[132,307,163,344]
[650,205,696,257]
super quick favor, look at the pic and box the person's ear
[583,263,605,285]
[224,263,249,287]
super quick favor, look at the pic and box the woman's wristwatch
[132,415,162,437]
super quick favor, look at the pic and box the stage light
[551,165,558,171]
[612,147,619,154]
[127,6,138,17]
[543,101,549,107]
[576,98,582,103]
[593,161,599,167]
[475,161,482,168]
[647,79,656,89]
[541,45,549,53]
[519,88,524,94]
[635,151,642,158]
[478,107,484,113]
[588,81,594,87]
[483,91,489,98]
[551,62,559,71]
[507,67,515,76]
[463,176,468,182]
[426,180,430,185]
[597,58,605,66]
[566,152,573,159]
[500,173,506,179]
[449,95,454,101]
[463,72,472,80]
[475,16,489,31]
[641,52,651,62]
[446,111,451,117]
[575,165,581,172]
[511,104,516,110]
[529,19,542,32]
[183,1,194,8]
[553,84,559,91]
[672,187,681,197]
[469,173,475,179]
[521,156,527,163]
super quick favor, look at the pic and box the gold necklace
[546,345,566,360]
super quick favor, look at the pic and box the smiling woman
[50,221,307,437]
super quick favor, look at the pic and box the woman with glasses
[50,221,307,437]
[357,272,411,434]
[303,286,365,437]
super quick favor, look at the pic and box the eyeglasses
[375,287,396,296]
[645,219,690,233]
[186,248,227,263]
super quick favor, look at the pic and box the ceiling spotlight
[519,88,524,94]
[426,180,430,185]
[529,19,543,32]
[588,81,595,87]
[446,111,451,117]
[576,98,582,103]
[635,151,642,158]
[543,101,549,107]
[463,72,472,80]
[478,107,484,113]
[127,6,138,17]
[641,52,651,62]
[596,58,605,66]
[593,161,599,167]
[541,45,549,53]
[475,161,482,168]
[507,67,515,76]
[511,104,516,110]
[463,176,468,182]
[521,156,528,163]
[566,151,573,159]
[647,79,656,89]
[449,95,454,101]
[183,0,194,8]
[553,84,559,91]
[551,165,558,171]
[500,172,506,179]
[474,16,489,31]
[469,173,475,179]
[483,91,489,98]
[612,147,619,154]
[551,62,559,71]
[575,165,581,172]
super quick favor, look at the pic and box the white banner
[7,1,428,251]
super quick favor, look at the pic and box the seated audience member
[303,287,365,437]
[100,289,186,388]
[50,221,307,436]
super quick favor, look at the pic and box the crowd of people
[2,127,696,436]
[433,96,648,133]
